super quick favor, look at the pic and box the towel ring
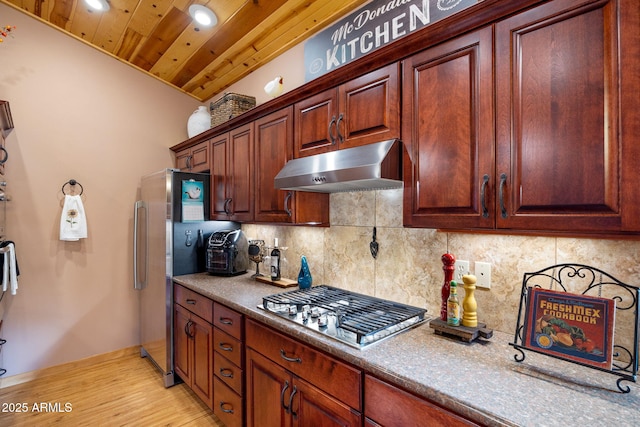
[62,179,83,196]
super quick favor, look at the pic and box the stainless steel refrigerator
[133,169,238,387]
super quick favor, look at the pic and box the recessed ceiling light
[84,0,110,12]
[189,5,218,28]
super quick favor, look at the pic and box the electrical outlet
[454,260,470,282]
[475,261,492,289]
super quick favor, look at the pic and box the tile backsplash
[242,189,640,334]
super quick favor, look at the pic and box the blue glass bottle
[298,255,312,289]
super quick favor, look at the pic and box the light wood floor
[0,347,224,426]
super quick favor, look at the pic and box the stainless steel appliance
[133,169,239,387]
[205,229,249,276]
[261,286,428,348]
[274,139,402,193]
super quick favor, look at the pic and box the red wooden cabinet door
[228,122,254,222]
[338,62,400,150]
[294,89,338,158]
[246,348,292,427]
[402,27,494,229]
[495,0,622,232]
[210,133,230,219]
[255,107,295,223]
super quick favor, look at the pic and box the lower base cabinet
[246,319,362,427]
[174,303,214,409]
[364,375,479,427]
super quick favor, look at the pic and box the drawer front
[214,376,243,427]
[174,284,213,321]
[213,302,243,339]
[246,319,362,410]
[365,375,478,427]
[214,351,243,395]
[214,327,243,367]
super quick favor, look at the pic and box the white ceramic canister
[187,106,211,138]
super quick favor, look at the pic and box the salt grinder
[440,253,456,321]
[461,274,478,327]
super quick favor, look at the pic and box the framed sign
[304,0,477,81]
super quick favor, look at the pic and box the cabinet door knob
[219,317,233,325]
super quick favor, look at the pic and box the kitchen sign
[304,0,478,81]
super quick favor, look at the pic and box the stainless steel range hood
[274,139,403,193]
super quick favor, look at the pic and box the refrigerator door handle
[134,200,147,290]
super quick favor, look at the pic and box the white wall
[0,3,200,377]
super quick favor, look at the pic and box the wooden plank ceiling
[4,0,369,101]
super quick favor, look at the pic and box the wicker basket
[210,93,256,127]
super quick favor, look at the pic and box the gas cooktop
[260,285,428,348]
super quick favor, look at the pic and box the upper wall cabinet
[175,140,210,173]
[254,107,329,225]
[294,63,400,158]
[211,123,254,222]
[494,0,627,232]
[403,28,494,229]
[405,0,640,234]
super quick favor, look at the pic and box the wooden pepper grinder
[440,253,456,321]
[461,274,478,327]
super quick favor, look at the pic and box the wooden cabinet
[404,0,639,234]
[175,140,210,172]
[210,123,254,221]
[294,63,400,157]
[254,107,329,225]
[212,302,245,427]
[174,285,214,408]
[364,375,478,427]
[402,27,494,229]
[494,0,627,232]
[246,319,362,427]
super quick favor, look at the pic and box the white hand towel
[2,247,8,292]
[1,243,18,295]
[60,195,88,241]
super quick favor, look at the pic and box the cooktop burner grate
[261,285,427,348]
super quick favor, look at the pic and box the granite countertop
[173,272,640,427]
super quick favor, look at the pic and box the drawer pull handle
[288,385,298,419]
[219,402,234,414]
[219,317,233,325]
[220,368,234,378]
[281,380,290,413]
[279,349,302,363]
[186,299,196,305]
[219,342,233,352]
